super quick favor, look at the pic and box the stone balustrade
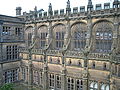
[19,48,118,61]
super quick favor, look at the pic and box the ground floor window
[101,84,109,90]
[49,74,55,89]
[21,67,26,81]
[76,79,83,90]
[33,70,39,85]
[90,82,98,90]
[67,78,74,90]
[4,69,18,83]
[56,75,61,89]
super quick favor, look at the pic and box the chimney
[16,7,22,16]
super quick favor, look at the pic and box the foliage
[0,83,14,90]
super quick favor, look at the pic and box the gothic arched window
[38,25,48,48]
[49,74,55,88]
[76,79,83,90]
[90,82,98,90]
[93,21,113,53]
[33,70,39,85]
[56,75,61,89]
[25,27,33,46]
[101,84,109,90]
[67,78,74,90]
[71,22,87,51]
[53,24,66,49]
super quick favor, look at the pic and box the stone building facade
[0,0,120,90]
[0,15,24,85]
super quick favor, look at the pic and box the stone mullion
[74,78,76,90]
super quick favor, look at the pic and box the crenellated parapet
[21,1,120,23]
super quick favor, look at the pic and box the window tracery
[56,75,61,89]
[76,79,83,90]
[33,70,39,85]
[90,82,98,90]
[53,24,66,49]
[101,84,110,90]
[71,22,87,51]
[38,25,48,48]
[67,78,74,90]
[25,27,33,46]
[49,74,55,89]
[93,21,113,53]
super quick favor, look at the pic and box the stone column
[61,53,67,90]
[46,20,53,49]
[64,19,71,50]
[0,22,3,62]
[18,62,22,81]
[0,21,3,42]
[112,9,119,53]
[32,22,40,49]
[27,43,35,89]
[110,78,117,90]
[32,7,40,49]
[0,64,3,86]
[98,81,101,90]
[117,65,119,77]
[86,14,92,46]
[109,48,117,90]
[82,66,89,90]
[82,46,90,90]
[28,59,33,90]
[42,50,49,90]
[82,15,91,89]
[86,13,93,51]
[0,43,2,62]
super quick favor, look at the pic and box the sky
[0,0,114,16]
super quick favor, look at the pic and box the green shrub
[0,83,14,90]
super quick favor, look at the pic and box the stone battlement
[21,1,120,22]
